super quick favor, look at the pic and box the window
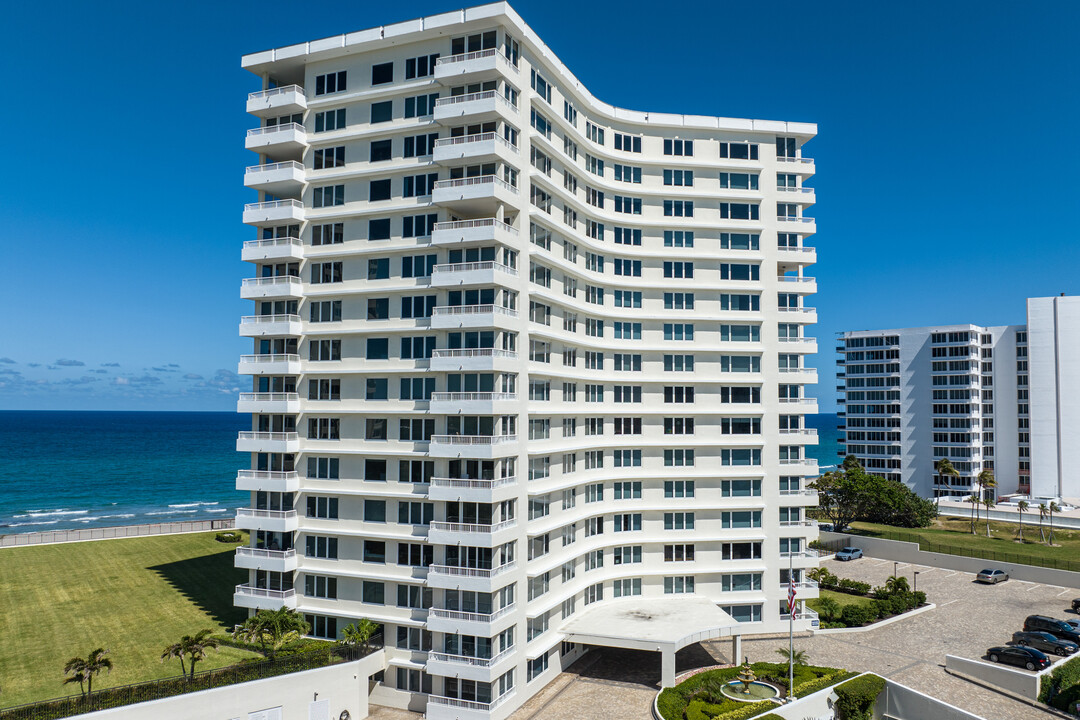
[311,262,343,284]
[314,108,346,133]
[313,185,344,208]
[308,417,340,440]
[405,54,439,79]
[403,213,438,238]
[314,146,345,169]
[722,604,763,623]
[309,339,341,362]
[663,230,694,247]
[584,582,603,605]
[586,121,604,144]
[665,544,695,562]
[719,142,759,160]
[369,179,391,202]
[309,378,341,400]
[613,449,641,467]
[614,227,642,245]
[308,456,339,479]
[614,354,641,372]
[613,417,642,435]
[720,263,760,281]
[370,101,392,123]
[663,169,693,186]
[664,480,695,497]
[664,512,695,530]
[367,338,389,359]
[307,496,338,519]
[362,580,385,603]
[368,218,391,241]
[613,259,642,277]
[664,354,694,372]
[371,62,393,85]
[664,576,695,594]
[399,418,434,441]
[613,481,641,499]
[776,136,798,158]
[613,321,641,339]
[401,254,437,278]
[564,100,578,125]
[664,448,695,466]
[403,173,438,198]
[614,195,642,214]
[365,298,388,320]
[720,172,758,189]
[663,138,693,156]
[305,535,337,559]
[531,109,552,139]
[614,290,642,308]
[614,133,641,152]
[663,200,693,217]
[722,574,762,592]
[613,578,641,597]
[664,293,694,310]
[664,324,694,341]
[586,154,604,176]
[312,223,343,246]
[315,71,347,95]
[404,93,439,118]
[664,417,695,435]
[404,132,439,158]
[531,69,552,103]
[663,261,694,279]
[304,575,337,599]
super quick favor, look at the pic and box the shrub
[870,599,890,620]
[685,699,713,720]
[836,578,871,595]
[1039,653,1080,710]
[887,595,909,616]
[913,590,927,607]
[840,605,872,627]
[793,670,856,698]
[656,688,683,720]
[713,701,777,720]
[807,568,837,587]
[215,532,243,543]
[834,674,886,720]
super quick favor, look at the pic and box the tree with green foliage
[63,649,112,702]
[1049,502,1061,545]
[775,647,809,665]
[935,458,959,508]
[815,595,840,622]
[982,497,996,538]
[813,456,937,531]
[1039,503,1049,543]
[966,494,979,534]
[340,619,381,652]
[233,607,310,658]
[1017,500,1029,543]
[160,640,187,678]
[180,629,218,680]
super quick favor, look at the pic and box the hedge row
[834,674,886,720]
[1039,653,1080,711]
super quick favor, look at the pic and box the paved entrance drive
[724,557,1078,720]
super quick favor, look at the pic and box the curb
[814,603,937,634]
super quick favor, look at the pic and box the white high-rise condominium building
[838,295,1080,502]
[234,3,819,716]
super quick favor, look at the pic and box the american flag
[788,578,797,620]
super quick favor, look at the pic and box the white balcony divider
[236,547,296,560]
[241,276,301,287]
[428,647,513,668]
[428,561,516,578]
[428,603,515,623]
[434,132,517,151]
[777,275,816,283]
[428,519,516,534]
[240,314,301,324]
[433,175,518,193]
[237,432,299,442]
[238,469,299,481]
[235,508,298,520]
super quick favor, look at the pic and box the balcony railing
[246,122,304,137]
[779,520,818,527]
[432,304,518,318]
[235,584,296,600]
[248,85,304,101]
[238,392,299,402]
[430,476,517,490]
[779,488,819,497]
[780,549,820,559]
[433,175,518,193]
[242,237,302,251]
[245,160,304,175]
[431,348,517,360]
[428,647,513,668]
[434,218,518,234]
[778,307,816,315]
[239,353,300,364]
[782,580,819,589]
[777,186,815,194]
[778,216,815,224]
[238,469,298,482]
[777,275,816,283]
[435,47,518,72]
[777,244,815,253]
[428,603,515,623]
[435,89,517,109]
[430,435,517,445]
[244,199,304,213]
[429,392,517,402]
[236,547,296,561]
[429,562,516,578]
[429,519,516,534]
[777,156,814,164]
[434,132,517,152]
[241,276,301,288]
[779,428,818,437]
[239,314,301,325]
[235,508,297,520]
[427,691,515,712]
[237,431,299,443]
[779,398,816,405]
[432,261,518,276]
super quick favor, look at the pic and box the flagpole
[788,549,794,702]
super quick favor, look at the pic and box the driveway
[727,557,1079,719]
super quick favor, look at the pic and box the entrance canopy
[560,596,738,653]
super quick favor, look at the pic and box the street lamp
[893,562,898,579]
[913,571,920,596]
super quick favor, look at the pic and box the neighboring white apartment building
[838,295,1080,502]
[234,3,820,717]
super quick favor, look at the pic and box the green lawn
[848,516,1080,571]
[0,532,258,708]
[807,589,874,616]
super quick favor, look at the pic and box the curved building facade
[235,3,820,717]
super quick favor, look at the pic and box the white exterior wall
[236,3,819,718]
[1028,296,1080,500]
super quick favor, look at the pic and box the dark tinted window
[369,218,390,240]
[370,139,392,162]
[372,62,394,85]
[371,101,393,123]
[370,179,392,202]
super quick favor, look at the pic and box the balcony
[778,306,818,323]
[777,274,817,294]
[777,243,817,265]
[244,161,305,195]
[243,199,304,226]
[233,584,297,611]
[433,132,518,165]
[429,434,519,459]
[429,391,518,414]
[234,508,299,533]
[240,275,303,300]
[237,353,301,376]
[426,647,515,683]
[428,476,518,503]
[777,185,816,202]
[235,547,298,573]
[426,691,516,720]
[779,428,819,443]
[238,314,302,338]
[777,337,818,353]
[428,519,517,547]
[431,261,518,288]
[779,367,818,383]
[236,431,300,453]
[236,469,300,493]
[434,48,518,84]
[244,123,306,160]
[237,392,301,414]
[434,90,517,125]
[241,237,304,263]
[779,488,819,500]
[778,457,820,474]
[432,218,518,247]
[430,348,519,372]
[426,603,515,635]
[431,304,518,331]
[777,155,816,174]
[777,215,817,233]
[427,563,517,594]
[432,175,518,215]
[779,520,819,529]
[247,85,307,116]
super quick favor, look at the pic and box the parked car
[818,523,834,532]
[1071,598,1080,613]
[835,547,863,561]
[1025,616,1080,644]
[975,569,1009,584]
[1012,631,1079,656]
[1064,619,1080,632]
[986,646,1051,671]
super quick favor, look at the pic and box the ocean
[0,411,843,534]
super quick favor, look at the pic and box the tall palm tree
[1017,500,1029,543]
[977,469,996,503]
[935,458,959,508]
[1039,503,1048,543]
[181,629,219,680]
[1049,502,1061,545]
[64,649,111,702]
[983,497,996,538]
[966,495,979,534]
[234,607,310,658]
[340,619,381,653]
[160,641,186,678]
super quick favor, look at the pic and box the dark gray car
[1013,631,1079,657]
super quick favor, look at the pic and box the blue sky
[1,0,1077,411]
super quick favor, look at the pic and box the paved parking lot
[731,557,1080,719]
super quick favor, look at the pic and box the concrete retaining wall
[68,651,385,720]
[0,520,236,547]
[944,654,1043,700]
[877,677,988,720]
[821,531,1080,588]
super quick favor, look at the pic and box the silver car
[976,568,1009,584]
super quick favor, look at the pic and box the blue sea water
[0,411,247,534]
[0,411,843,534]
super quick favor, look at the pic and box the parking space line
[1026,584,1041,591]
[941,572,958,577]
[941,599,960,606]
[1059,589,1072,596]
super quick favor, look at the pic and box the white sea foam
[14,509,90,519]
[6,520,62,528]
[145,510,199,516]
[167,502,220,508]
[205,508,228,514]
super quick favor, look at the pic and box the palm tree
[181,629,219,680]
[1017,500,1029,543]
[935,459,959,508]
[775,646,809,666]
[1049,502,1061,545]
[966,495,979,534]
[160,641,186,678]
[234,607,310,658]
[1039,503,1048,543]
[983,497,996,538]
[340,619,381,653]
[815,596,840,622]
[63,649,111,702]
